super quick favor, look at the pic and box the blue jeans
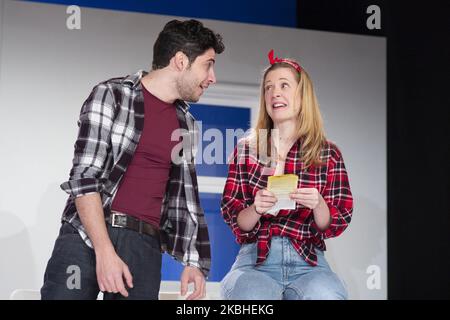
[220,236,348,300]
[41,222,162,300]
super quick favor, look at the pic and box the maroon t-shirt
[111,85,180,227]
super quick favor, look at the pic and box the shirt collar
[124,70,191,113]
[122,70,147,88]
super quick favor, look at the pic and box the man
[41,19,225,300]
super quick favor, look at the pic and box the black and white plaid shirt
[60,70,211,276]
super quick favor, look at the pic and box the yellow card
[266,174,299,215]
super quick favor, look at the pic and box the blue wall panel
[189,103,250,177]
[23,0,297,27]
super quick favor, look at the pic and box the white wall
[0,0,386,299]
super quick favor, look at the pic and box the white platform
[9,281,222,300]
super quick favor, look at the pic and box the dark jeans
[41,222,162,300]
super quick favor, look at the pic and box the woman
[220,50,353,300]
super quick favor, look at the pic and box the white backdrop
[0,0,386,299]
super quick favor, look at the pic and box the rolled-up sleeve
[221,145,260,243]
[312,146,353,239]
[60,84,115,198]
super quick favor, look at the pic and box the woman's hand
[289,187,321,209]
[254,189,278,214]
[290,188,331,231]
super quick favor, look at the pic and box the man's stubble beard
[177,74,200,103]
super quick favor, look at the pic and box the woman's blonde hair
[251,62,326,169]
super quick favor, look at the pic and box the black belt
[107,211,160,239]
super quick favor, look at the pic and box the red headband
[268,49,302,73]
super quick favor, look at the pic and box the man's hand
[180,266,206,300]
[96,247,134,297]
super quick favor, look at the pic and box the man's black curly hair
[152,19,225,70]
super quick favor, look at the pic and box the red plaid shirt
[221,139,353,266]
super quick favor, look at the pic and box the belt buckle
[111,212,127,228]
